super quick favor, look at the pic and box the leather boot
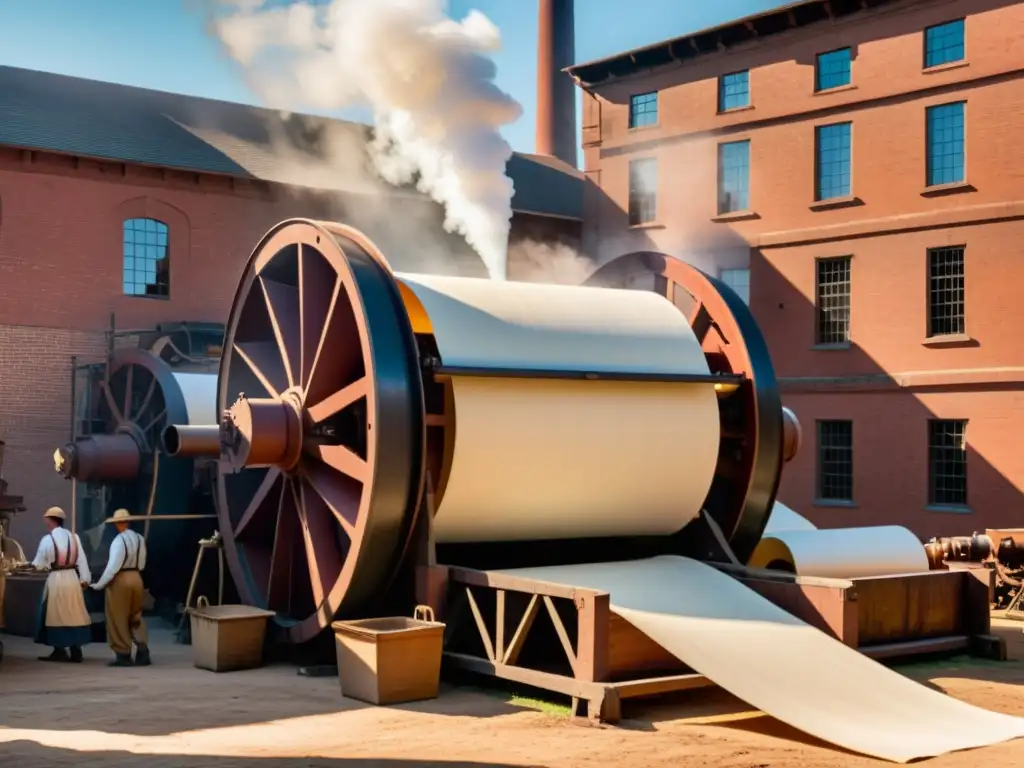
[39,647,69,662]
[69,646,83,663]
[108,653,133,667]
[134,645,151,667]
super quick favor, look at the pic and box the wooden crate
[333,614,445,705]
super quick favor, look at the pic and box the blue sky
[0,0,786,156]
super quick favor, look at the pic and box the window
[718,70,750,112]
[815,256,851,345]
[628,92,658,129]
[816,48,852,91]
[927,246,965,337]
[123,218,169,298]
[924,19,965,68]
[815,122,852,201]
[817,420,853,502]
[717,140,750,214]
[929,419,967,507]
[720,268,750,304]
[926,102,965,186]
[628,158,658,226]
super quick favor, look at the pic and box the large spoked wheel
[217,220,424,643]
[585,252,783,565]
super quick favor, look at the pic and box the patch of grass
[507,694,572,716]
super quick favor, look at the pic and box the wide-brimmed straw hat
[43,506,66,520]
[105,509,133,524]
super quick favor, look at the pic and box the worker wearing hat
[29,506,92,662]
[90,509,150,666]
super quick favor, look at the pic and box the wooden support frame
[415,560,1004,724]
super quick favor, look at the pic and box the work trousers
[105,570,148,656]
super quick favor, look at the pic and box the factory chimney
[536,0,577,167]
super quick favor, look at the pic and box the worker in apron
[91,508,150,667]
[30,507,92,662]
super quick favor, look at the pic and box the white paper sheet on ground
[762,501,817,535]
[749,525,930,578]
[500,556,1024,763]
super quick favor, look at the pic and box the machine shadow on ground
[0,745,530,768]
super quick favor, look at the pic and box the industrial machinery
[165,221,1000,719]
[926,531,1024,614]
[53,322,224,617]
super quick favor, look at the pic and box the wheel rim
[585,252,783,564]
[216,220,423,643]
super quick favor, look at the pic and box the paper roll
[171,372,218,426]
[762,501,817,535]
[433,377,720,542]
[501,556,1024,762]
[748,526,930,579]
[395,273,709,375]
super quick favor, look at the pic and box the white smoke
[207,0,522,280]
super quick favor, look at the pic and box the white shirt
[32,527,91,583]
[94,529,147,590]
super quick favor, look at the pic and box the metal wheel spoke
[298,245,338,390]
[140,407,167,436]
[308,444,367,483]
[101,381,123,424]
[123,366,134,420]
[302,459,361,536]
[134,377,157,427]
[307,377,368,424]
[294,481,343,607]
[233,343,284,399]
[304,283,364,408]
[234,467,282,539]
[260,276,301,389]
[266,480,296,612]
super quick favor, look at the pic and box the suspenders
[48,531,79,571]
[117,532,141,573]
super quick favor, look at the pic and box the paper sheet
[172,372,218,426]
[433,377,720,542]
[501,556,1024,762]
[395,273,709,375]
[749,525,930,578]
[762,501,817,535]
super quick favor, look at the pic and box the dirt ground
[1,616,1024,768]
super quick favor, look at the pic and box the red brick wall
[0,153,578,545]
[578,0,1024,534]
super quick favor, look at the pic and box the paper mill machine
[164,220,999,718]
[52,322,224,617]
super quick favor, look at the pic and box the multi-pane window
[815,256,851,345]
[816,48,852,91]
[924,19,965,68]
[817,420,853,502]
[926,102,965,186]
[628,92,658,129]
[720,268,750,305]
[718,70,750,112]
[717,140,750,214]
[123,218,169,298]
[927,246,965,337]
[628,158,658,226]
[929,419,968,507]
[815,122,852,201]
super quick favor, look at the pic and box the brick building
[0,65,583,543]
[568,0,1024,536]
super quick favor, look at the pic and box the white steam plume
[207,0,522,280]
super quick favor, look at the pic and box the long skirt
[34,569,92,648]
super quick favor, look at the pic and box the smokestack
[536,0,577,167]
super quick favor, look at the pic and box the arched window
[123,218,169,298]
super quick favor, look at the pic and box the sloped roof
[0,65,582,220]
